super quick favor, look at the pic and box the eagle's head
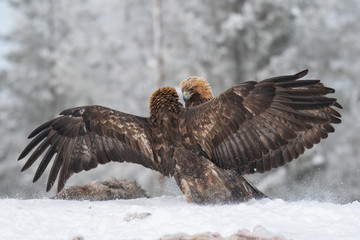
[180,77,213,107]
[149,86,182,120]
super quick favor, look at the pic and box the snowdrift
[0,197,359,240]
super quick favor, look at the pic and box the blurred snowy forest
[0,0,359,203]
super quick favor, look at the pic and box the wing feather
[57,137,76,192]
[46,137,66,191]
[18,128,51,162]
[18,105,159,192]
[21,130,55,172]
[184,70,341,173]
[33,134,60,182]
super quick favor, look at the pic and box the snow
[0,197,359,240]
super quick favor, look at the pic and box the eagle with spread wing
[180,75,266,198]
[18,70,341,204]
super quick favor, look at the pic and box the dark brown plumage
[180,70,341,175]
[180,77,265,199]
[18,70,341,204]
[180,77,213,107]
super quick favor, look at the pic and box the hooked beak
[182,91,191,101]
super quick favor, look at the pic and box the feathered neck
[149,86,183,121]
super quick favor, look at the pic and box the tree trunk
[153,0,164,87]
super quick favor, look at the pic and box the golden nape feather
[18,70,341,204]
[180,77,213,107]
[149,86,182,117]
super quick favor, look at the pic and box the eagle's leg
[173,151,266,204]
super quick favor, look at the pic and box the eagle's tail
[226,172,267,200]
[174,154,267,204]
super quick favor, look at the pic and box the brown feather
[181,70,341,175]
[46,137,67,191]
[19,104,168,192]
[180,77,213,107]
[33,135,60,182]
[18,128,51,161]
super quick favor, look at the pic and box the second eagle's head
[180,77,213,107]
[149,86,183,119]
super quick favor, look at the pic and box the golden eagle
[180,75,267,199]
[18,70,341,203]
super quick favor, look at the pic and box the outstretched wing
[184,70,341,174]
[18,105,158,192]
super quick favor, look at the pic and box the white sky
[0,1,14,69]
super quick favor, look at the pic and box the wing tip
[296,69,309,78]
[18,152,26,161]
[46,182,53,192]
[28,119,53,138]
[334,102,343,109]
[57,180,65,193]
[20,164,28,172]
[20,158,34,172]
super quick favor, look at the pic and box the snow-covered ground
[0,196,359,240]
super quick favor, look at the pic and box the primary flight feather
[180,70,341,173]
